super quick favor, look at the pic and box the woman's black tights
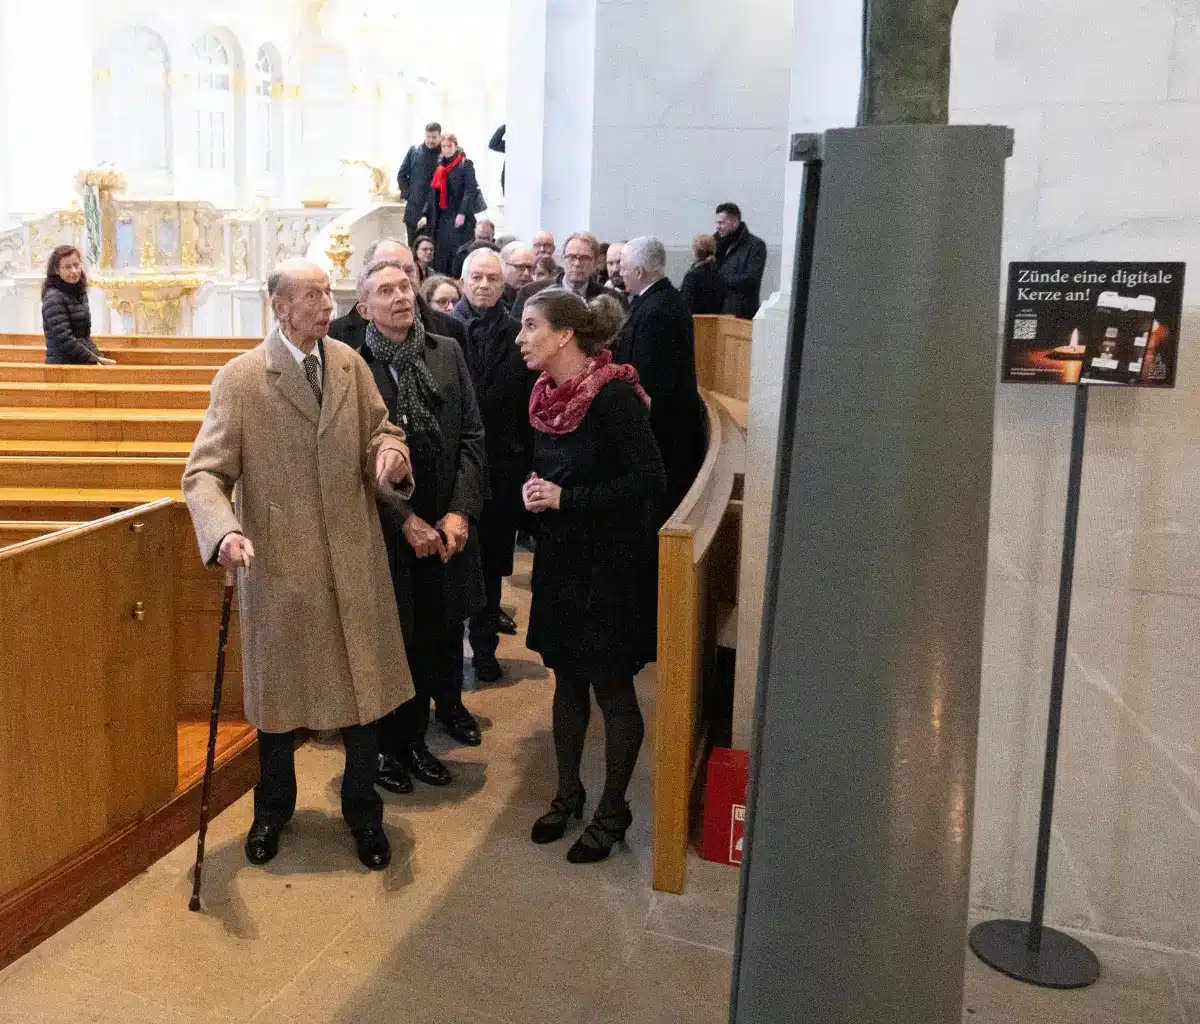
[552,665,644,813]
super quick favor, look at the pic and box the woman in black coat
[357,259,489,791]
[418,134,481,275]
[41,246,113,365]
[517,288,666,863]
[679,234,727,316]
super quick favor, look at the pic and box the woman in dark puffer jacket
[41,246,113,365]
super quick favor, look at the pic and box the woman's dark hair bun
[582,293,625,354]
[526,287,627,357]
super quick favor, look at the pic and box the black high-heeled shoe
[530,787,586,844]
[567,801,632,864]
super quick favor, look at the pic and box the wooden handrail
[653,390,747,894]
[0,497,176,558]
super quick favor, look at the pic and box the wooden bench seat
[0,439,193,458]
[0,488,184,520]
[0,382,212,410]
[0,346,243,367]
[0,457,185,491]
[0,408,204,443]
[0,521,74,546]
[0,363,218,386]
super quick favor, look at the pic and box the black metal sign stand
[969,384,1100,989]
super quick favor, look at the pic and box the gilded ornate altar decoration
[325,226,353,280]
[341,159,391,198]
[75,168,127,269]
[94,274,206,336]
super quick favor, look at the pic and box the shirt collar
[278,325,322,366]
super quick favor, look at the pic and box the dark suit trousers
[468,569,504,662]
[405,221,423,247]
[254,724,382,833]
[380,623,464,749]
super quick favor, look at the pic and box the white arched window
[253,46,280,179]
[93,28,172,184]
[298,46,350,197]
[193,34,233,172]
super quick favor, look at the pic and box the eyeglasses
[563,253,593,263]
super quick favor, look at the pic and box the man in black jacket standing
[614,236,707,515]
[358,259,489,792]
[396,123,443,246]
[452,249,537,683]
[329,238,467,352]
[714,201,768,320]
[511,232,605,320]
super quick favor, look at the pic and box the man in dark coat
[358,259,489,792]
[511,232,605,321]
[714,201,768,320]
[614,236,707,516]
[329,239,467,351]
[452,249,537,682]
[396,123,443,246]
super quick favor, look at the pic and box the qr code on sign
[1013,318,1038,341]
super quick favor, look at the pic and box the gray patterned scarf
[365,318,443,463]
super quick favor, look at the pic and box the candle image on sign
[730,805,746,865]
[1001,262,1185,387]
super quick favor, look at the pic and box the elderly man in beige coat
[182,258,414,871]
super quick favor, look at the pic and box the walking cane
[188,557,244,912]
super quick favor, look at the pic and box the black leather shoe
[497,609,517,635]
[245,821,282,865]
[401,743,453,786]
[436,702,482,747]
[353,827,391,870]
[375,752,414,794]
[473,654,503,683]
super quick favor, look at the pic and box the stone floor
[1,555,1195,1023]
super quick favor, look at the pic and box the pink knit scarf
[528,349,650,435]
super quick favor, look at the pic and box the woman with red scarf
[517,289,666,863]
[418,133,481,275]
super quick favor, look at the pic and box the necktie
[302,354,322,407]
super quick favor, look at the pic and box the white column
[732,1,862,749]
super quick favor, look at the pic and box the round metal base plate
[969,919,1100,990]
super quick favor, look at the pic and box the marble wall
[589,0,792,284]
[950,0,1200,951]
[733,0,1199,954]
[507,0,793,280]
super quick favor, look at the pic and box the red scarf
[430,152,465,210]
[529,349,650,436]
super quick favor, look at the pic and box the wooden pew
[0,500,253,968]
[0,333,257,351]
[0,363,218,386]
[0,345,243,367]
[0,382,211,410]
[653,393,746,894]
[0,456,185,491]
[692,315,752,427]
[0,408,204,443]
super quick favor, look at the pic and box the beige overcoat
[181,329,416,732]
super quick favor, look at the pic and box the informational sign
[1002,262,1185,386]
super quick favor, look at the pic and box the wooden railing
[653,392,746,894]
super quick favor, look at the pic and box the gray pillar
[732,125,1011,1023]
